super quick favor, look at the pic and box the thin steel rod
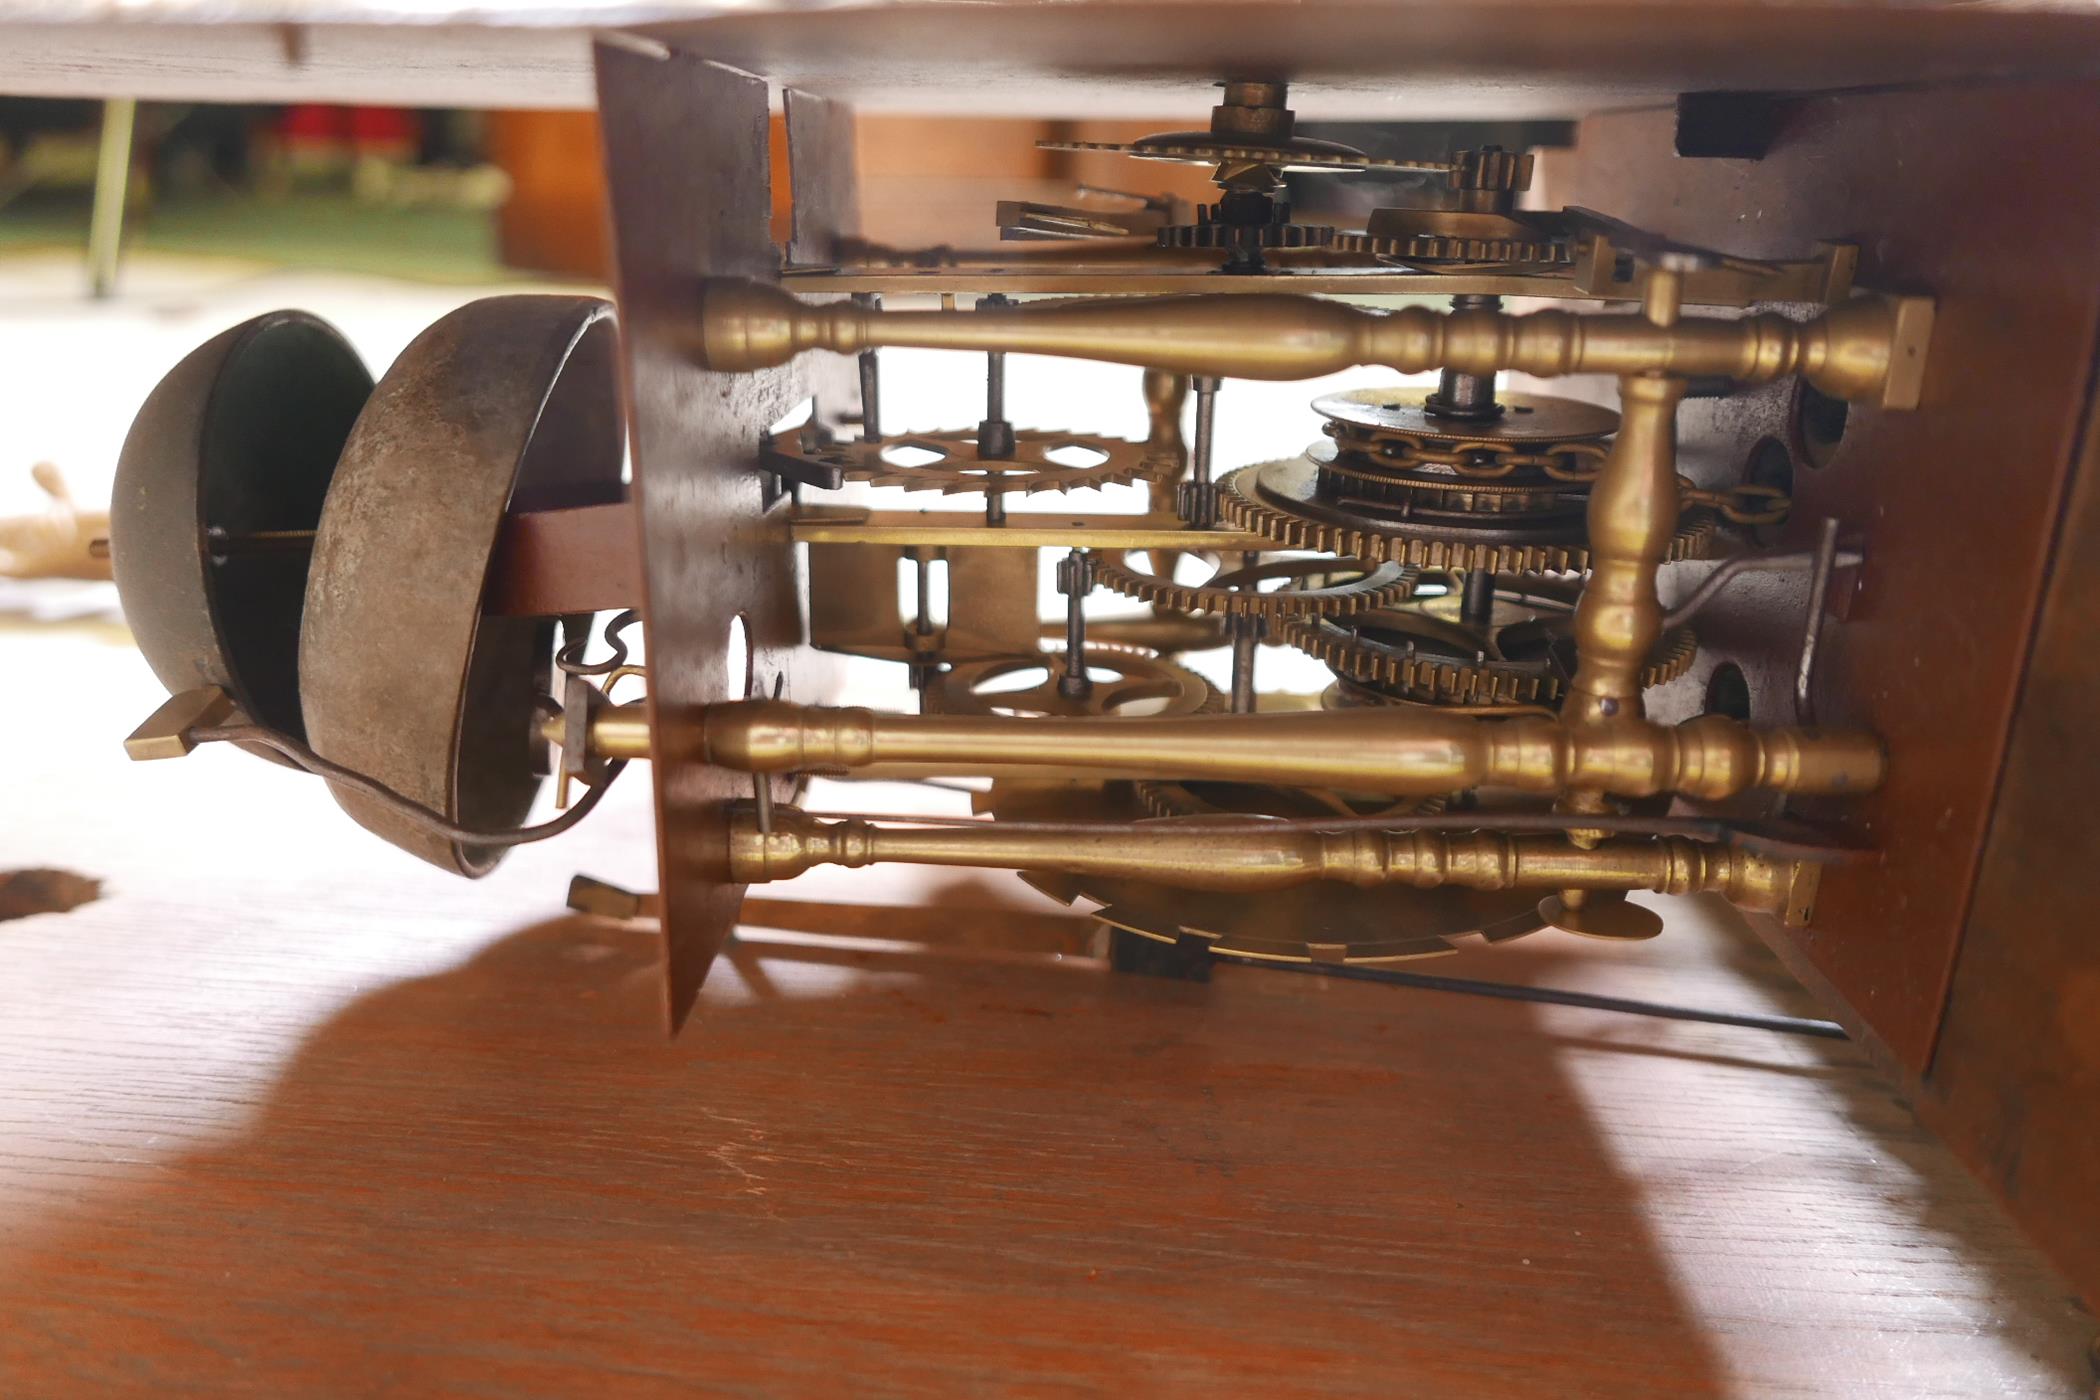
[852,292,882,441]
[1795,517,1843,725]
[1227,960,1848,1039]
[1662,545,1864,631]
[1432,293,1502,418]
[1459,569,1496,629]
[1229,616,1260,713]
[193,724,625,847]
[1191,377,1218,481]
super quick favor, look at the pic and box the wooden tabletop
[0,612,2092,1397]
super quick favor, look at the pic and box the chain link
[1327,426,1791,526]
[1679,482,1792,527]
[1329,424,1612,482]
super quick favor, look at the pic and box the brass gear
[1089,549,1415,619]
[1278,576,1700,706]
[1158,218,1334,252]
[1332,229,1573,269]
[1448,146,1535,195]
[984,778,1546,965]
[1221,455,1720,575]
[768,426,1176,496]
[927,645,1214,718]
[1335,205,1575,269]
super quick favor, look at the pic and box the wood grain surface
[1554,81,2100,1075]
[0,621,2092,1397]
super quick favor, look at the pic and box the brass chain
[1330,427,1613,482]
[1328,428,1791,526]
[1678,482,1792,527]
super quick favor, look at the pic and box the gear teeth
[1449,147,1535,194]
[1332,231,1571,267]
[1219,460,1719,575]
[1277,611,1701,707]
[1221,460,1586,573]
[1089,550,1416,619]
[1159,221,1335,251]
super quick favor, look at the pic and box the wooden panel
[488,109,611,280]
[1923,343,2100,1303]
[1556,82,2100,1071]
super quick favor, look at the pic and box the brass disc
[111,310,373,757]
[1089,549,1415,619]
[989,779,1546,965]
[928,646,1213,718]
[301,296,624,876]
[1314,387,1620,444]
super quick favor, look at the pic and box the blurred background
[0,98,1569,688]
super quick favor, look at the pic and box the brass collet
[725,806,1810,911]
[686,278,1927,408]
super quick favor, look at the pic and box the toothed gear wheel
[769,426,1177,496]
[1277,577,1700,707]
[982,779,1546,965]
[926,645,1216,718]
[1449,147,1535,194]
[1158,220,1335,251]
[1089,549,1415,619]
[1332,229,1573,268]
[1220,456,1719,575]
[1335,204,1575,269]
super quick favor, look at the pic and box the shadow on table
[0,879,2078,1396]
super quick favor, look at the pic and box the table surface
[0,612,2094,1398]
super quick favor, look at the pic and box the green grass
[0,188,523,284]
